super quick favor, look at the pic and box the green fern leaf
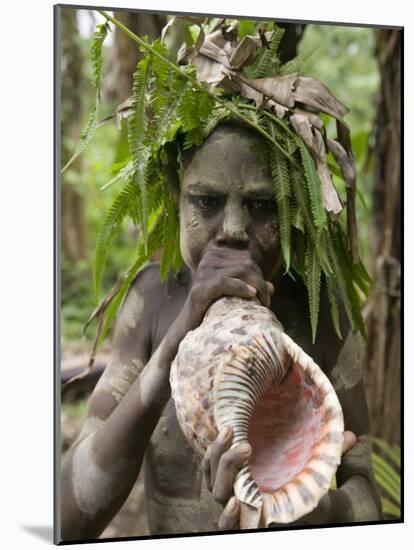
[351,257,373,298]
[268,136,291,272]
[291,198,304,233]
[372,437,401,469]
[61,23,109,173]
[151,77,190,147]
[372,452,401,506]
[202,105,231,137]
[244,25,285,79]
[279,47,318,76]
[381,497,400,518]
[93,179,138,300]
[90,22,110,98]
[151,39,170,88]
[334,227,367,339]
[290,165,318,244]
[179,88,215,148]
[256,26,285,77]
[325,274,342,340]
[100,159,134,191]
[128,54,153,251]
[326,233,356,333]
[298,140,327,231]
[305,240,322,343]
[160,182,182,280]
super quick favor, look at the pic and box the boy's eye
[250,199,276,211]
[196,196,220,209]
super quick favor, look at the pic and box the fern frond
[326,232,356,333]
[61,23,110,173]
[333,226,367,339]
[93,179,138,300]
[202,105,231,137]
[268,125,291,272]
[305,239,321,343]
[325,274,342,340]
[151,77,190,147]
[290,165,318,245]
[179,88,215,148]
[128,54,153,251]
[290,195,304,233]
[151,39,170,88]
[100,159,134,191]
[351,257,373,298]
[160,183,182,280]
[244,25,285,79]
[298,140,327,231]
[372,437,401,468]
[257,26,285,77]
[372,451,401,506]
[90,22,110,99]
[279,47,318,76]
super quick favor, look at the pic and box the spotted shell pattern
[170,297,344,527]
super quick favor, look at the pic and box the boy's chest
[143,398,224,534]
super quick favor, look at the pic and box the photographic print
[55,3,402,544]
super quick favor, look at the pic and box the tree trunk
[61,9,89,261]
[278,23,306,64]
[104,11,165,102]
[363,29,401,445]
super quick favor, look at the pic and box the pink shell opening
[248,360,325,493]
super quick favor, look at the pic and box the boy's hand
[178,245,274,335]
[201,425,250,530]
[201,427,358,530]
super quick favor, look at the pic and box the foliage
[63,14,376,348]
[62,22,110,173]
[371,437,401,519]
[298,25,379,266]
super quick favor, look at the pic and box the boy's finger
[209,426,233,486]
[212,443,252,505]
[218,497,240,530]
[342,430,357,455]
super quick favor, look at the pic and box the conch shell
[170,297,344,528]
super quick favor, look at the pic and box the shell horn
[170,296,344,528]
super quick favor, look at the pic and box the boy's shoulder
[129,261,190,300]
[112,262,189,353]
[118,261,189,329]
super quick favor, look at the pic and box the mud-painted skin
[60,125,381,540]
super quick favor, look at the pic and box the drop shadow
[21,525,53,543]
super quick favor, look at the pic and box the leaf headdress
[63,12,372,370]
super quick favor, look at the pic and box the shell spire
[170,296,344,528]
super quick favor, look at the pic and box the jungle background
[59,7,402,538]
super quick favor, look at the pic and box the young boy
[60,123,381,541]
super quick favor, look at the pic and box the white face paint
[178,125,283,280]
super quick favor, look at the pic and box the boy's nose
[215,198,249,248]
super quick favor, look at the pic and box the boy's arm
[60,265,186,541]
[327,330,382,522]
[60,245,271,541]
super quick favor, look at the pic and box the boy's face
[179,125,283,281]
